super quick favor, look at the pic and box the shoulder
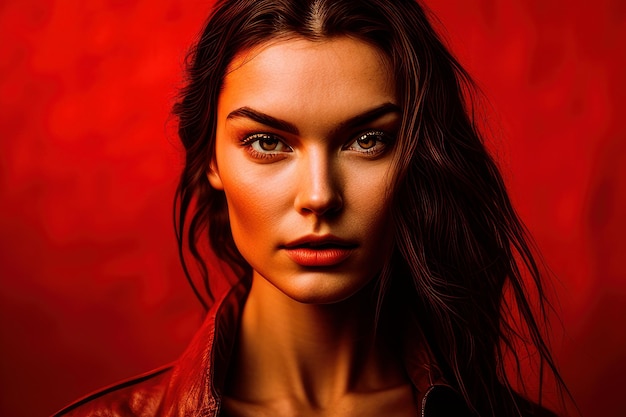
[421,385,560,417]
[422,385,474,417]
[51,365,173,417]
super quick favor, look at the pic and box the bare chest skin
[221,383,418,417]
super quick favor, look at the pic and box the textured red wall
[0,1,624,416]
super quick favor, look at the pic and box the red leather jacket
[52,282,472,417]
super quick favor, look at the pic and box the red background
[0,1,624,416]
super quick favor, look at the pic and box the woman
[54,0,569,416]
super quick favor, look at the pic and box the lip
[282,235,357,267]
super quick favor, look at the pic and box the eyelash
[346,130,391,156]
[240,133,292,159]
[239,130,393,160]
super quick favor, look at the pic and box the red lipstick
[282,235,356,267]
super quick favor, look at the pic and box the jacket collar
[159,281,248,416]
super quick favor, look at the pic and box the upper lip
[282,235,357,249]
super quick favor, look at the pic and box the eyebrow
[226,102,401,136]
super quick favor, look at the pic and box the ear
[207,159,224,190]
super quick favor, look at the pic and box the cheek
[355,179,395,252]
[347,169,394,220]
[220,168,287,244]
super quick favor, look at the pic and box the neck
[225,274,407,408]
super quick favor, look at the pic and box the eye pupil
[358,134,378,149]
[260,137,278,151]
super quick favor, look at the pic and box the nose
[293,150,343,217]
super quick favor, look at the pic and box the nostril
[299,195,343,216]
[294,184,343,217]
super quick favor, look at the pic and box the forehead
[224,36,392,82]
[218,37,396,126]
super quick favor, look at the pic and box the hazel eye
[245,133,291,153]
[347,130,390,155]
[240,133,292,160]
[356,135,377,149]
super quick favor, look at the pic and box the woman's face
[209,37,399,304]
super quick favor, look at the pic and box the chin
[271,272,377,306]
[283,290,355,305]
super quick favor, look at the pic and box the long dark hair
[173,0,569,415]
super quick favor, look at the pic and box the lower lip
[284,247,354,267]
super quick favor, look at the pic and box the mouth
[286,241,354,249]
[282,235,357,267]
[282,235,357,249]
